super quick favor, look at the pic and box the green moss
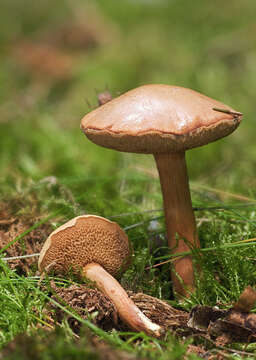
[1,0,256,358]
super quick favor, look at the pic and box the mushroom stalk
[154,152,200,297]
[83,263,162,337]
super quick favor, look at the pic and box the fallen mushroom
[38,215,162,337]
[49,281,189,334]
[80,84,242,297]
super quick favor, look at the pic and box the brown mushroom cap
[81,84,242,154]
[38,215,130,277]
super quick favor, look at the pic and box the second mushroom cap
[38,215,130,276]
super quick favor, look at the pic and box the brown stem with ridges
[154,152,200,297]
[83,263,163,337]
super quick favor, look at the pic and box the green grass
[1,0,256,358]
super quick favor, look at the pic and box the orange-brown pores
[38,215,131,277]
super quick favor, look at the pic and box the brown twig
[212,107,243,117]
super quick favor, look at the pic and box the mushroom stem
[83,263,162,337]
[154,152,200,297]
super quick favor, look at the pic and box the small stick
[1,253,40,261]
[212,107,243,117]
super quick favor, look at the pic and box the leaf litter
[43,282,256,358]
[0,202,51,274]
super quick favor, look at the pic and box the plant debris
[233,285,256,312]
[49,281,118,332]
[0,203,51,274]
[48,283,256,356]
[97,90,113,106]
[46,284,215,358]
[188,305,227,332]
[128,292,189,333]
[47,281,190,336]
[188,286,256,345]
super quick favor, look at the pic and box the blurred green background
[1,1,256,355]
[1,0,256,195]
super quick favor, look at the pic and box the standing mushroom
[38,215,162,337]
[80,84,242,297]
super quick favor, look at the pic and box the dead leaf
[233,286,256,312]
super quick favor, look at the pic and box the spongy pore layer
[38,215,130,277]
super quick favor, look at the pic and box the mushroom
[80,84,243,297]
[38,214,162,337]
